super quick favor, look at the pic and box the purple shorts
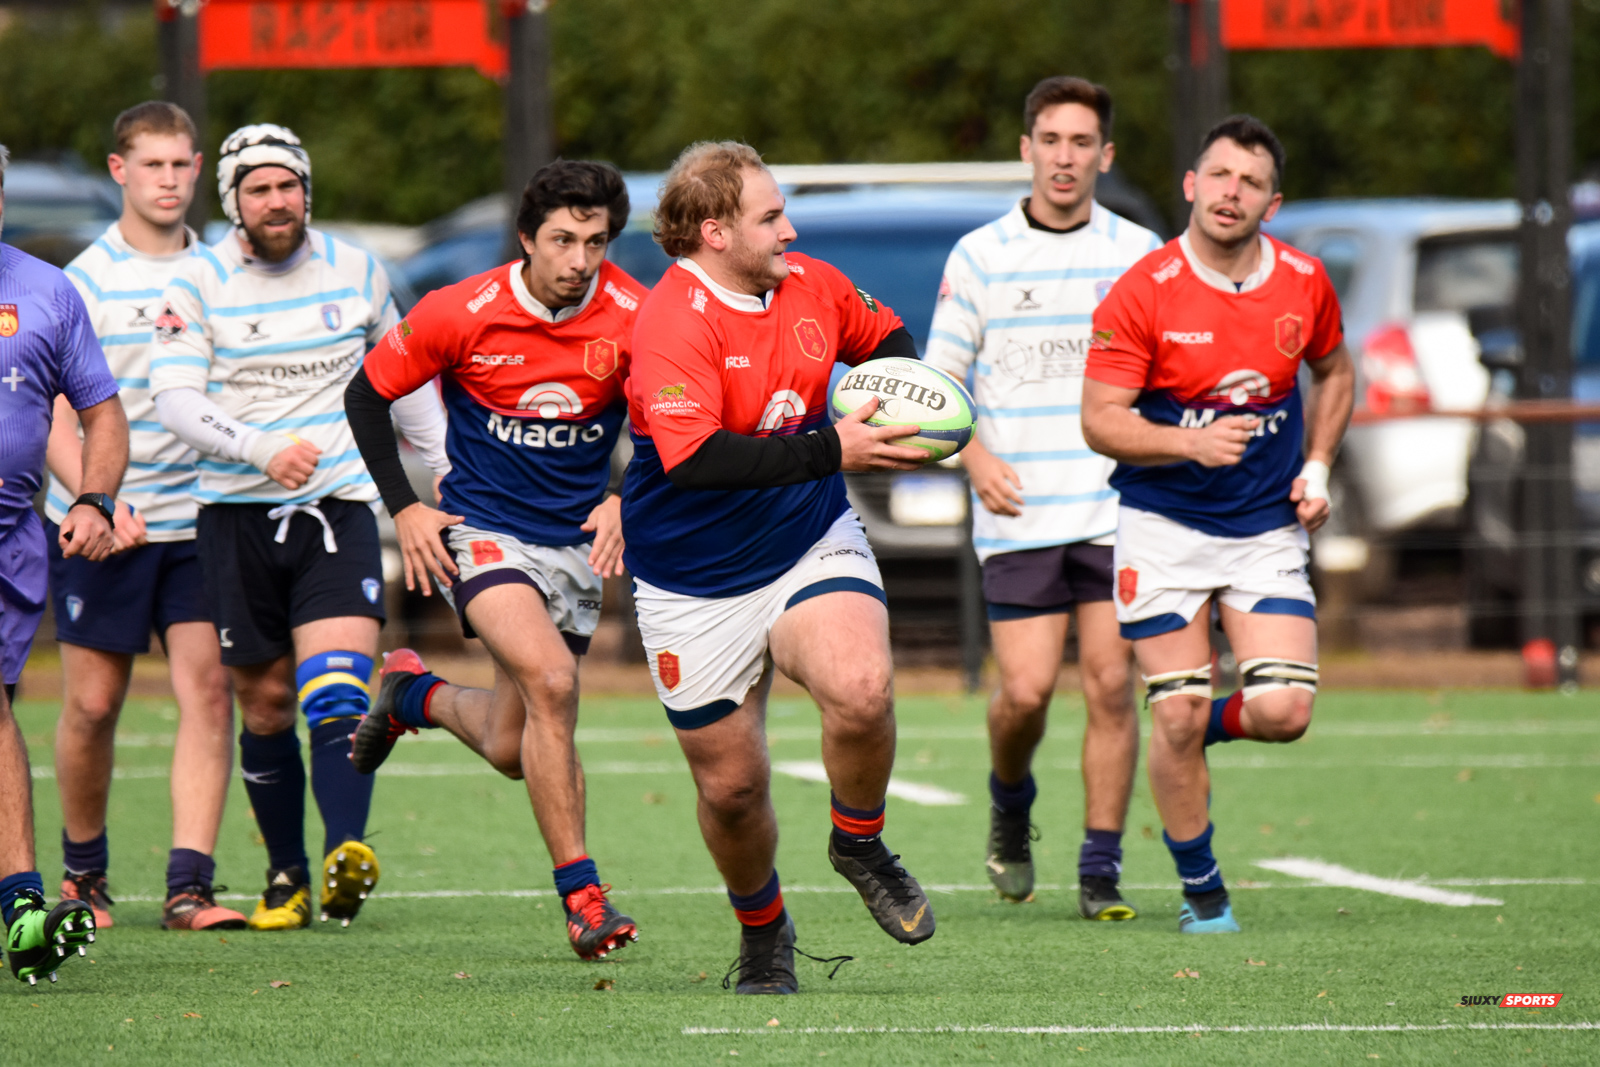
[0,513,49,684]
[981,540,1114,622]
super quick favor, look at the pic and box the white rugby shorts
[436,522,602,654]
[1111,505,1315,640]
[634,509,885,729]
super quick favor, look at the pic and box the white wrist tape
[1298,460,1330,502]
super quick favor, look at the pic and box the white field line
[1255,858,1503,906]
[683,1023,1600,1036]
[774,760,966,806]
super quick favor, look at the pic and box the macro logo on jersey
[794,318,828,361]
[1275,313,1305,358]
[656,651,681,691]
[757,390,807,435]
[0,304,18,337]
[517,382,584,418]
[584,338,620,381]
[321,303,342,331]
[154,304,186,344]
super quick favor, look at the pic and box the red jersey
[1087,235,1343,537]
[363,260,644,545]
[622,254,903,596]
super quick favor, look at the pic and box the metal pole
[156,0,208,229]
[1168,0,1228,231]
[1514,0,1578,687]
[503,0,556,260]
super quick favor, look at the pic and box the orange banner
[199,1,507,78]
[1220,0,1520,58]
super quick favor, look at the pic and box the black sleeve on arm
[345,366,420,515]
[666,426,842,492]
[863,325,917,362]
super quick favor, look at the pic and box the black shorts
[196,499,386,667]
[982,541,1114,622]
[47,523,209,655]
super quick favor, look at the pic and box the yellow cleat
[247,866,312,931]
[320,841,380,927]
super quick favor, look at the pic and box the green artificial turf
[2,684,1597,1064]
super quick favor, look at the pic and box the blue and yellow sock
[0,871,45,925]
[298,652,376,858]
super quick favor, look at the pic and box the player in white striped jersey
[148,124,449,932]
[44,102,244,932]
[924,77,1159,919]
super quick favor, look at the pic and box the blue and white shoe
[1178,892,1240,934]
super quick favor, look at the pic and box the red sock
[1221,690,1246,739]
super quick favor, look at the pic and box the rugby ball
[830,356,975,462]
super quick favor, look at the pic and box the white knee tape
[1239,658,1319,701]
[1142,665,1213,705]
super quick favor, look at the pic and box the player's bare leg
[0,688,38,879]
[419,661,527,779]
[1215,606,1317,742]
[53,644,133,926]
[1074,601,1139,917]
[772,590,936,945]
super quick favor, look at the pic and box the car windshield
[0,198,116,233]
[607,223,974,352]
[1414,234,1519,314]
[1574,253,1600,365]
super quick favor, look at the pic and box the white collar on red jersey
[676,256,773,313]
[1179,231,1275,295]
[508,261,599,323]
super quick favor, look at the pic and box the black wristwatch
[71,492,116,526]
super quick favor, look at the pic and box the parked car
[1462,220,1600,644]
[0,160,120,266]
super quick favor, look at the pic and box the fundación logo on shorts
[362,578,381,604]
[1459,994,1563,1008]
[65,596,84,622]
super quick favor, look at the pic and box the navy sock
[0,871,45,925]
[1164,822,1225,896]
[1078,828,1124,880]
[239,728,308,873]
[310,719,373,858]
[62,828,109,875]
[553,855,599,899]
[395,673,445,729]
[1205,692,1244,746]
[728,870,785,928]
[830,793,887,857]
[988,771,1037,817]
[165,848,216,894]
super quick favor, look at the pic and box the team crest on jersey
[66,595,84,622]
[793,318,828,361]
[321,303,342,331]
[584,338,620,381]
[0,304,19,337]
[1275,313,1305,358]
[362,578,382,604]
[154,304,186,344]
[1116,566,1138,607]
[656,650,682,691]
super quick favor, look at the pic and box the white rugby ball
[830,357,976,462]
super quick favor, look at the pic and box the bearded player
[0,141,117,982]
[149,125,449,930]
[345,161,642,961]
[625,141,936,995]
[1082,116,1354,933]
[925,76,1157,919]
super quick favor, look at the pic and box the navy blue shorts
[982,541,1114,622]
[46,522,209,656]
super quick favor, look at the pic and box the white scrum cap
[217,123,311,227]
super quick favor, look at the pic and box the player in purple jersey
[0,143,126,982]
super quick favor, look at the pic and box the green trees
[0,1,1595,226]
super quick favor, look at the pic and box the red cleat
[564,883,638,960]
[349,648,430,774]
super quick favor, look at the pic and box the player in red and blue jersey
[624,142,937,994]
[344,162,642,960]
[0,144,123,980]
[1083,117,1354,934]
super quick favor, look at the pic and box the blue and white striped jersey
[49,224,202,540]
[924,200,1160,562]
[147,228,400,506]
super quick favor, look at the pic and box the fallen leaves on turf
[1173,968,1199,979]
[766,1018,780,1027]
[1317,990,1329,998]
[454,972,471,980]
[594,978,615,991]
[1246,958,1267,966]
[270,980,291,988]
[183,1012,201,1018]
